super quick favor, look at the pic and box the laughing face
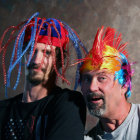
[81,69,125,118]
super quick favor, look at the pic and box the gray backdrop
[0,0,140,130]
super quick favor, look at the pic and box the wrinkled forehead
[82,69,113,75]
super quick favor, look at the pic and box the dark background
[0,0,140,130]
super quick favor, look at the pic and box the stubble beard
[27,66,55,86]
[27,70,45,85]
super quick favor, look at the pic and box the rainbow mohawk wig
[80,26,133,97]
[0,12,87,97]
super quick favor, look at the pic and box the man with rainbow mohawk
[0,12,86,140]
[80,26,140,140]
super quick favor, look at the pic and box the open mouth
[91,97,104,103]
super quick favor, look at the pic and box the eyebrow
[96,72,107,75]
[41,49,52,52]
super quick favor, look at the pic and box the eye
[45,50,52,56]
[82,75,92,83]
[98,76,107,82]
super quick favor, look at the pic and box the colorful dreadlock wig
[80,26,133,98]
[0,12,87,97]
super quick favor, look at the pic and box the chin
[27,75,43,85]
[30,79,43,85]
[29,74,51,85]
[89,108,105,117]
[88,103,106,117]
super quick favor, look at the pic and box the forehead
[36,43,56,50]
[82,69,114,77]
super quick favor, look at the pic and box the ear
[121,85,128,96]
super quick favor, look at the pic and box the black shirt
[0,87,86,140]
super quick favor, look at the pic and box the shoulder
[84,135,93,140]
[42,87,86,140]
[49,88,86,119]
[130,103,140,112]
[0,94,22,121]
[132,103,140,115]
[61,88,84,100]
[86,123,103,139]
[52,87,85,107]
[55,86,84,98]
[0,93,22,108]
[86,127,97,138]
[134,103,140,108]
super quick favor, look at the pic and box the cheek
[98,84,111,94]
[104,85,122,105]
[101,80,115,91]
[45,59,54,74]
[43,57,48,65]
[44,56,53,66]
[42,59,50,70]
[99,83,115,102]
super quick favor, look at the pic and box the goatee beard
[86,92,106,117]
[88,103,106,117]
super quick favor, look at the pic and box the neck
[22,71,56,103]
[22,80,55,103]
[100,102,131,132]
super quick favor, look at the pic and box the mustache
[86,92,104,101]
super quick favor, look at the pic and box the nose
[32,51,43,65]
[90,78,99,92]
